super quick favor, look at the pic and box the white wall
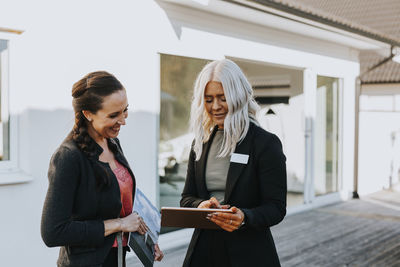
[0,0,361,266]
[358,89,400,195]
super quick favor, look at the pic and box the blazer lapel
[195,127,218,199]
[224,124,254,203]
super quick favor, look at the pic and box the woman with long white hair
[181,59,287,267]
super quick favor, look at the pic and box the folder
[161,207,233,229]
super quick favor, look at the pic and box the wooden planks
[273,199,400,266]
[127,197,400,266]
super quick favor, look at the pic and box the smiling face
[84,89,128,141]
[204,81,228,129]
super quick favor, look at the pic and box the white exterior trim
[303,68,316,204]
[160,0,390,50]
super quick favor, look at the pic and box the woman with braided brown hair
[41,71,163,267]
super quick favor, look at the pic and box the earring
[88,118,92,122]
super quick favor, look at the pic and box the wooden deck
[127,190,400,266]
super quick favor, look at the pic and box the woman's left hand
[207,206,245,232]
[154,243,164,261]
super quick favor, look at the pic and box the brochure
[128,188,161,267]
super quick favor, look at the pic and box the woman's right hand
[198,197,230,209]
[120,212,149,235]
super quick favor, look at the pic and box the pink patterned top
[112,160,133,247]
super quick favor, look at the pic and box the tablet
[161,207,233,229]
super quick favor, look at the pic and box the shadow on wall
[18,108,75,179]
[18,109,158,186]
[117,110,159,200]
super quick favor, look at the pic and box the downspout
[353,46,396,198]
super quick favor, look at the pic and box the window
[159,54,209,233]
[0,34,31,184]
[0,39,9,162]
[231,58,306,207]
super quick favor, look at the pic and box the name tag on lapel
[230,153,249,164]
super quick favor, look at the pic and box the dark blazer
[181,123,287,267]
[41,137,136,267]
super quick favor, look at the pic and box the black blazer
[41,137,136,267]
[181,123,287,267]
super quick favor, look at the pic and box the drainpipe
[353,46,396,199]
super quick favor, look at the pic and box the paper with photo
[132,188,161,243]
[128,188,161,267]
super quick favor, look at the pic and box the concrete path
[127,190,400,266]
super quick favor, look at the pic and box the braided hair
[69,71,124,188]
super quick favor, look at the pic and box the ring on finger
[229,219,232,224]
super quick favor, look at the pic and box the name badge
[230,153,249,164]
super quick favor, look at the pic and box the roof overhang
[160,0,392,51]
[238,0,400,47]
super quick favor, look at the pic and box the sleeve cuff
[85,220,105,247]
[241,208,253,227]
[193,199,205,208]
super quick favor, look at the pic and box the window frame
[0,32,31,184]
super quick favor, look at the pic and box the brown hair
[69,71,124,188]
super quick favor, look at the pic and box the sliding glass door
[314,76,341,196]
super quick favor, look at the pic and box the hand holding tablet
[161,207,233,229]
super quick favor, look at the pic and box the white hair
[190,59,260,160]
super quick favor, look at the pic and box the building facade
[0,0,396,266]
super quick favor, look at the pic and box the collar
[90,138,121,160]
